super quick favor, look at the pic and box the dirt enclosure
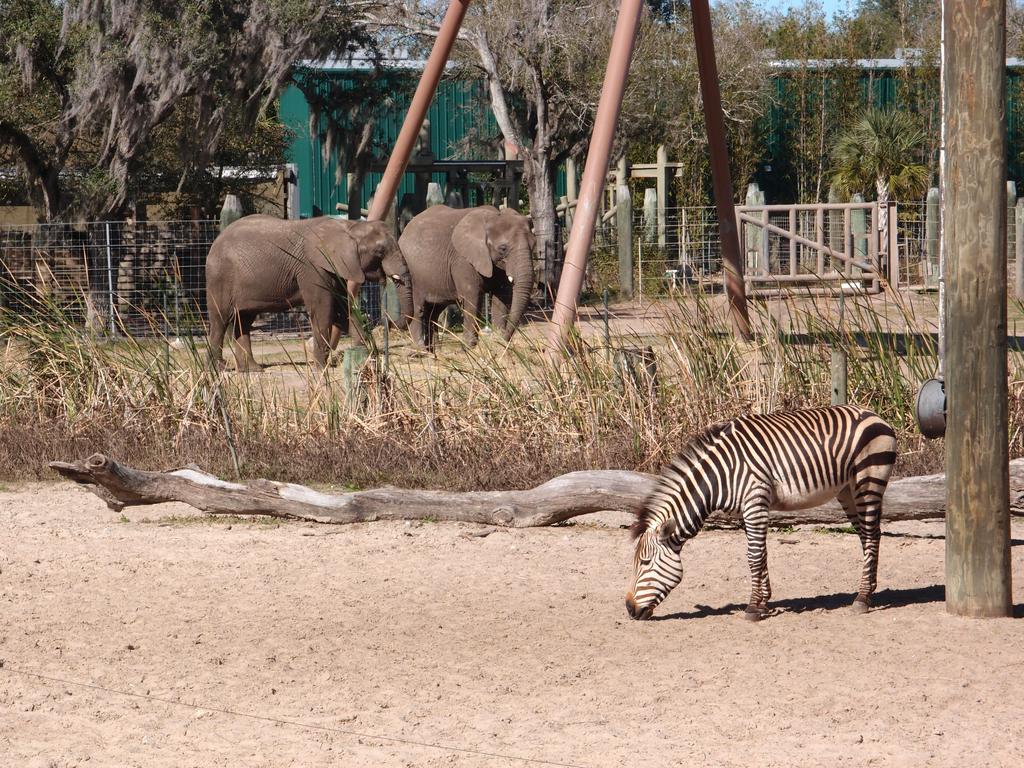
[1,483,1022,768]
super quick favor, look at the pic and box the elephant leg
[206,305,229,370]
[459,289,483,348]
[329,322,344,350]
[308,316,332,368]
[409,292,430,351]
[305,292,336,368]
[231,311,262,372]
[490,291,510,338]
[425,303,447,352]
[326,293,349,358]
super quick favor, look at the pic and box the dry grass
[0,285,1017,488]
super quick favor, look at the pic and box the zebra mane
[630,419,733,540]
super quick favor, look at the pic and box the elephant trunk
[384,251,414,330]
[393,275,413,330]
[503,251,535,340]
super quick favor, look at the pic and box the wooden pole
[566,157,578,203]
[888,202,900,288]
[1016,197,1024,299]
[943,0,1012,617]
[690,0,753,341]
[656,144,668,248]
[925,187,940,289]
[617,184,634,299]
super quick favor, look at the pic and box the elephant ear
[306,219,364,283]
[451,208,496,279]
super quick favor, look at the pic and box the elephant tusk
[507,275,514,283]
[391,274,403,283]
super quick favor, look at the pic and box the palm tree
[831,108,930,263]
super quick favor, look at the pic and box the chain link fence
[570,199,1021,299]
[5,204,1019,342]
[0,219,384,339]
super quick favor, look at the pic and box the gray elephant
[205,215,412,371]
[399,205,535,351]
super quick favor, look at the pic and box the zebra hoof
[743,608,765,622]
[851,599,870,614]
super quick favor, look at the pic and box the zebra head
[626,516,684,620]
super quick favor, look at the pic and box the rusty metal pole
[355,1,468,346]
[548,0,644,350]
[943,0,1012,617]
[367,0,470,222]
[691,0,753,341]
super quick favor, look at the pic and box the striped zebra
[626,405,897,621]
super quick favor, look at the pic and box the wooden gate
[736,202,885,295]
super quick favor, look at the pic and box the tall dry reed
[0,286,1006,488]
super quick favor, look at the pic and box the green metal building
[279,62,503,219]
[282,57,1024,214]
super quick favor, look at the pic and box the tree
[840,0,937,58]
[626,0,774,206]
[136,110,294,219]
[0,0,76,219]
[765,3,857,204]
[384,1,618,264]
[830,107,929,250]
[0,1,370,221]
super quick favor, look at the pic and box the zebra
[626,405,897,621]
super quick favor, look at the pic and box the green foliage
[831,108,930,202]
[0,1,369,220]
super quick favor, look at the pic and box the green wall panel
[281,70,498,219]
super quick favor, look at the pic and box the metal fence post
[104,222,115,336]
[831,288,848,404]
[603,287,611,358]
[381,282,390,375]
[1007,180,1017,253]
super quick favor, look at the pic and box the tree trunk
[469,30,557,288]
[524,154,558,289]
[49,454,1024,529]
[41,170,64,222]
[876,176,890,259]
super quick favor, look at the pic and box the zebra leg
[838,485,869,613]
[741,502,771,620]
[851,478,886,613]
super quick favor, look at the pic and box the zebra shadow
[654,584,949,621]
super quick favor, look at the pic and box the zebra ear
[657,517,678,545]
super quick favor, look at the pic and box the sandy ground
[1,482,1023,768]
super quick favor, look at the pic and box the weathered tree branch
[49,454,1024,529]
[49,454,652,527]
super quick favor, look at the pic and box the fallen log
[49,454,1024,528]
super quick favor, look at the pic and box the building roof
[769,55,1024,70]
